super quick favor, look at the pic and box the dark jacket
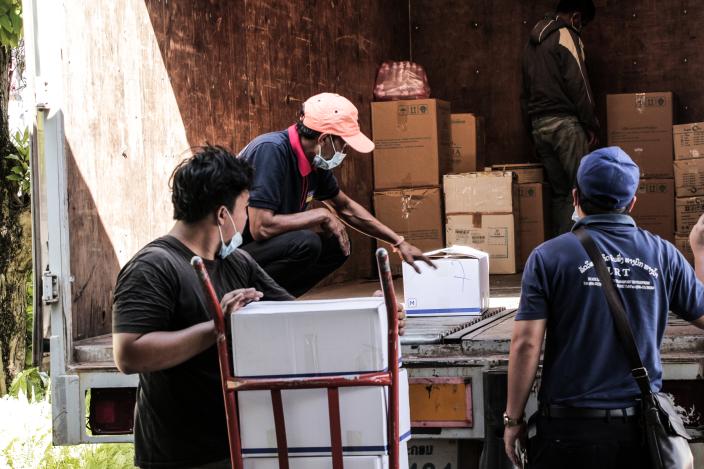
[521,17,598,132]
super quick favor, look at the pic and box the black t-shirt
[238,128,340,243]
[112,235,293,468]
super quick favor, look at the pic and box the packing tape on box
[444,211,513,228]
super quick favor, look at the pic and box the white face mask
[571,208,581,223]
[218,211,242,259]
[313,137,347,170]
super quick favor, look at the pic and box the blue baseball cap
[576,146,640,209]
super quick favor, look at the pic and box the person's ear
[572,12,582,29]
[572,188,579,207]
[215,206,228,226]
[317,133,329,145]
[627,196,637,213]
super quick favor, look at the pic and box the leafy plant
[5,127,30,197]
[0,0,21,48]
[8,367,48,402]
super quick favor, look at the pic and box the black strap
[573,227,653,397]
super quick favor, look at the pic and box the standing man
[239,92,433,297]
[521,0,598,236]
[503,147,704,468]
[112,146,293,468]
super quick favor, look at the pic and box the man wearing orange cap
[239,92,433,297]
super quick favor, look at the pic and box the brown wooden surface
[64,0,408,340]
[410,0,704,165]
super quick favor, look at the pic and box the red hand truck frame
[192,248,401,469]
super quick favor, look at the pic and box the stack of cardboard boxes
[371,100,484,275]
[492,164,550,267]
[444,171,520,274]
[673,123,704,264]
[607,92,676,244]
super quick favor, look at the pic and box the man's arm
[113,323,216,374]
[688,214,704,329]
[504,318,546,466]
[326,190,434,271]
[558,31,599,133]
[113,288,262,374]
[248,206,331,241]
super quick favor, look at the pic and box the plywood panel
[63,0,408,339]
[411,0,704,166]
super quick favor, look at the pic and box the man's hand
[372,290,406,336]
[504,423,527,468]
[322,213,351,256]
[396,241,436,273]
[220,288,263,315]
[689,213,704,255]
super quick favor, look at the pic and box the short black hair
[170,145,253,223]
[556,0,595,24]
[296,120,322,140]
[576,186,629,215]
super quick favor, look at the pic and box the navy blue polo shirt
[517,214,704,408]
[238,125,340,242]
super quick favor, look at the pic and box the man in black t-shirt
[112,146,294,469]
[239,92,434,297]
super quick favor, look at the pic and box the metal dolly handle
[192,248,401,469]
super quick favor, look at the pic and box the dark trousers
[241,229,349,297]
[526,414,652,469]
[531,115,590,237]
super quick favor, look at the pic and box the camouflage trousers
[531,115,590,237]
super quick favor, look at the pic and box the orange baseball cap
[302,93,375,153]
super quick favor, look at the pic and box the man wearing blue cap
[502,147,704,468]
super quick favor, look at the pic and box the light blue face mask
[218,211,242,259]
[313,137,347,170]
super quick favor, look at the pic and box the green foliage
[5,127,30,197]
[1,393,137,468]
[8,367,48,402]
[24,274,32,366]
[0,0,21,48]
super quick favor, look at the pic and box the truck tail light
[88,387,136,435]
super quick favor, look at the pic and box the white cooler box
[231,298,408,457]
[243,441,409,468]
[402,245,490,316]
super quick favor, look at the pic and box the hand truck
[192,248,401,469]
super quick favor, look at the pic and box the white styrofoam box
[232,298,395,377]
[242,440,409,469]
[240,369,411,457]
[402,245,490,316]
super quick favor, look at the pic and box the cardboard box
[243,442,409,468]
[674,158,704,197]
[492,163,545,184]
[606,92,674,178]
[402,246,490,316]
[450,113,485,173]
[673,122,704,161]
[239,370,411,457]
[232,298,393,377]
[629,179,675,243]
[372,99,451,189]
[443,171,517,214]
[373,187,444,275]
[445,213,519,274]
[518,183,550,265]
[675,197,704,234]
[675,235,694,266]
